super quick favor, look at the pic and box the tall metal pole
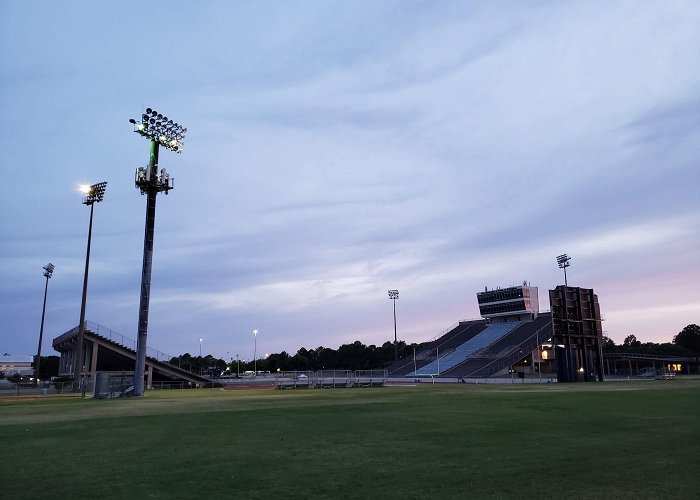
[130,107,185,395]
[35,264,53,384]
[253,330,258,375]
[134,140,159,396]
[74,203,95,389]
[393,298,398,362]
[388,290,399,362]
[537,331,542,383]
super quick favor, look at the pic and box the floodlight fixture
[43,262,55,279]
[556,254,571,286]
[388,290,399,361]
[36,262,55,384]
[129,106,187,397]
[129,106,187,153]
[81,181,108,205]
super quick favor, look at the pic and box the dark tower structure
[549,286,604,382]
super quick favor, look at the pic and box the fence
[274,370,388,389]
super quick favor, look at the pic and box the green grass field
[2,380,699,499]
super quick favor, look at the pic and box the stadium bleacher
[386,320,487,376]
[443,313,552,378]
[408,322,523,376]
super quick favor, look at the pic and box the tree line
[169,340,420,375]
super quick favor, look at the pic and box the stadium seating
[443,313,553,378]
[386,320,488,376]
[408,322,523,376]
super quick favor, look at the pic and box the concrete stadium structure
[52,322,209,389]
[388,284,606,382]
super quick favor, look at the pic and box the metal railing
[85,321,204,377]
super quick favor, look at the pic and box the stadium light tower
[388,290,399,362]
[35,262,55,385]
[253,329,258,375]
[129,107,186,396]
[556,254,571,286]
[74,182,108,389]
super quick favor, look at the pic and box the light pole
[236,354,240,376]
[199,338,203,358]
[74,182,107,390]
[129,108,186,396]
[253,329,258,375]
[557,254,571,286]
[35,263,55,384]
[388,290,399,362]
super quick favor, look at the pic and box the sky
[1,0,698,363]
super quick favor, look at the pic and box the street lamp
[253,330,258,375]
[556,254,571,286]
[74,182,107,390]
[35,263,55,384]
[199,338,203,358]
[388,290,399,362]
[129,107,187,397]
[236,354,240,376]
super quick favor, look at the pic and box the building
[0,354,34,377]
[549,285,604,382]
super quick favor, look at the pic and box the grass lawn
[1,380,699,499]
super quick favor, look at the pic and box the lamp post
[556,254,571,286]
[253,330,258,375]
[129,108,186,397]
[35,263,55,385]
[199,338,203,358]
[236,354,240,376]
[74,182,107,390]
[388,290,399,362]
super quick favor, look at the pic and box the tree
[38,355,59,380]
[622,335,641,350]
[602,336,617,352]
[674,324,700,361]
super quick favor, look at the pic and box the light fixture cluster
[43,263,55,279]
[129,107,187,153]
[81,181,108,205]
[388,289,399,300]
[556,254,571,269]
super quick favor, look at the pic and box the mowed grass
[1,381,699,499]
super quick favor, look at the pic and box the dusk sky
[1,1,698,363]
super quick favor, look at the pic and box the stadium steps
[387,320,487,376]
[443,313,553,378]
[408,322,523,376]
